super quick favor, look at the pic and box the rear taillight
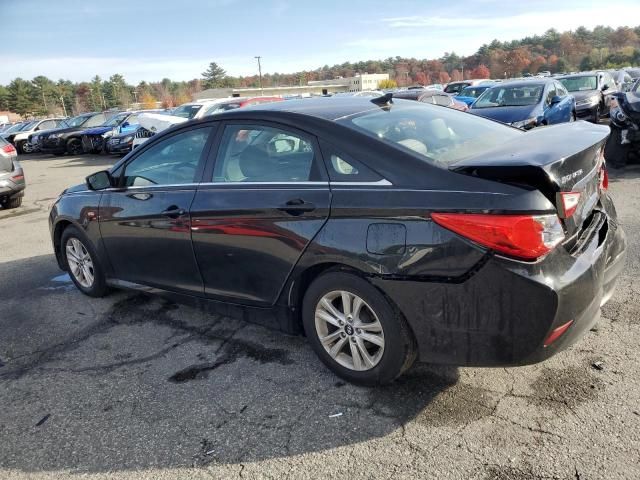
[431,213,565,261]
[543,320,574,347]
[1,144,16,155]
[558,191,581,218]
[599,165,608,192]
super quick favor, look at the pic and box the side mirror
[122,122,129,128]
[86,170,113,190]
[602,84,609,92]
[550,95,562,105]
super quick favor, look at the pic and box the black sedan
[49,97,626,385]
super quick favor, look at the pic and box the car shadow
[0,254,461,474]
[18,153,119,169]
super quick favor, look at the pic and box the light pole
[254,56,263,96]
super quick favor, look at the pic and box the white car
[13,118,66,154]
[132,99,237,149]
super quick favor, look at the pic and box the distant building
[191,73,390,100]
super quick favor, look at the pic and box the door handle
[277,198,316,215]
[161,205,186,218]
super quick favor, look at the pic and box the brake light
[1,144,16,154]
[431,213,565,261]
[599,165,608,191]
[11,174,24,181]
[558,192,581,218]
[543,320,574,347]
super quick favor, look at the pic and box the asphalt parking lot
[0,153,639,480]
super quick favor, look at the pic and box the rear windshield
[474,84,544,108]
[559,76,597,91]
[338,100,521,167]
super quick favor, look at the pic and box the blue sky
[2,0,639,84]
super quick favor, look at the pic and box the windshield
[66,115,91,127]
[204,103,241,116]
[339,100,522,167]
[459,86,489,98]
[444,82,469,94]
[4,123,26,133]
[473,84,544,108]
[559,76,597,92]
[19,121,38,131]
[103,114,128,127]
[171,104,203,119]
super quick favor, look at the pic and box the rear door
[190,122,331,306]
[99,125,214,295]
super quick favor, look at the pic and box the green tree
[7,78,37,116]
[201,62,227,89]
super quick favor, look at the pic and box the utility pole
[101,92,107,110]
[133,90,138,104]
[60,96,67,117]
[255,56,263,96]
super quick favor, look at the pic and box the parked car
[557,71,618,123]
[469,80,576,129]
[455,84,496,106]
[610,70,635,92]
[49,97,625,385]
[201,97,284,116]
[623,67,640,79]
[605,80,640,168]
[0,137,25,209]
[443,79,488,95]
[1,121,34,145]
[392,89,469,111]
[11,118,67,153]
[38,112,121,155]
[81,112,136,154]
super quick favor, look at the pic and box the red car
[202,96,284,116]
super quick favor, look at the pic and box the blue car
[469,80,576,129]
[455,84,495,107]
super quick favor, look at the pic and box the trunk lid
[450,122,609,238]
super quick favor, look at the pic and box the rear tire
[2,196,22,209]
[61,225,109,297]
[302,271,416,386]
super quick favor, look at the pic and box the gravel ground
[0,152,638,480]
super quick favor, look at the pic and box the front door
[99,125,214,295]
[191,122,331,306]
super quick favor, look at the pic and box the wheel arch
[52,218,76,270]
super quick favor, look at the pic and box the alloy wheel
[65,237,95,288]
[68,139,83,155]
[314,290,385,371]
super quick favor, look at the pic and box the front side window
[546,85,557,104]
[340,101,522,167]
[84,114,107,128]
[213,125,316,183]
[122,127,211,187]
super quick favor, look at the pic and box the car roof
[488,80,550,88]
[556,72,599,79]
[215,97,390,121]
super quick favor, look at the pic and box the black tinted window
[213,125,316,183]
[123,127,211,187]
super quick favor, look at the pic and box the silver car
[0,137,25,209]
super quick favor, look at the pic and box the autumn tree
[469,64,490,79]
[438,71,451,84]
[378,79,397,89]
[450,69,462,81]
[141,93,157,109]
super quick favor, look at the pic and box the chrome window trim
[102,179,394,191]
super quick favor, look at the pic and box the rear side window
[213,124,321,183]
[320,142,383,183]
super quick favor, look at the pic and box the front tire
[605,127,629,169]
[16,141,26,154]
[66,138,83,156]
[592,105,601,124]
[61,226,109,297]
[302,271,416,386]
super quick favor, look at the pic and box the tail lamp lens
[1,144,16,154]
[599,165,608,191]
[558,192,582,218]
[431,213,565,261]
[543,320,574,347]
